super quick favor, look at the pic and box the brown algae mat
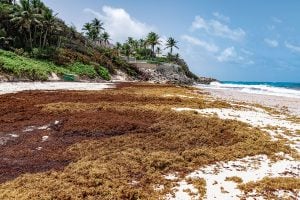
[0,83,293,199]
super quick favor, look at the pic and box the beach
[0,82,299,199]
[199,86,300,116]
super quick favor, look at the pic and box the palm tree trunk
[152,45,154,57]
[170,47,173,55]
[43,29,48,48]
[39,30,43,48]
[57,36,61,48]
[29,29,33,49]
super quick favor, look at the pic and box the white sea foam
[197,82,300,98]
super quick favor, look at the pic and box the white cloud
[181,35,219,53]
[217,47,238,62]
[217,47,254,65]
[191,16,245,41]
[264,38,279,48]
[84,6,155,43]
[212,12,230,22]
[285,42,300,53]
[272,17,282,24]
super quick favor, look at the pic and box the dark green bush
[96,66,110,80]
[68,62,97,79]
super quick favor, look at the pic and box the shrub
[0,49,70,80]
[96,66,110,81]
[68,62,97,79]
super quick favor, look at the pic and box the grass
[67,62,97,79]
[0,49,111,81]
[238,177,300,199]
[0,49,70,81]
[0,83,295,199]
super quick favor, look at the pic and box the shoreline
[197,85,300,116]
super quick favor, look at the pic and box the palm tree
[115,42,122,55]
[11,0,41,49]
[122,43,131,60]
[92,18,104,44]
[155,47,161,57]
[101,31,110,46]
[82,22,96,40]
[146,32,160,57]
[42,8,57,48]
[138,39,146,49]
[91,18,104,34]
[165,37,178,55]
[30,0,45,14]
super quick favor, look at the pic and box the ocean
[198,81,300,98]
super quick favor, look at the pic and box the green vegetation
[0,49,69,80]
[0,49,112,80]
[0,0,199,82]
[115,33,199,80]
[96,66,110,80]
[0,0,146,81]
[68,62,97,79]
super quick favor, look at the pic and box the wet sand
[199,87,300,116]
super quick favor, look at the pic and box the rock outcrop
[132,62,217,85]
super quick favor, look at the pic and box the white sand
[0,82,114,95]
[168,154,299,200]
[170,93,300,199]
[199,87,300,116]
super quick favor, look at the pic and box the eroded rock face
[197,77,218,84]
[138,64,194,85]
[134,62,217,85]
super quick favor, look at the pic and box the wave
[198,81,300,98]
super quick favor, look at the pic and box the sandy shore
[0,82,299,199]
[0,82,114,95]
[197,86,300,116]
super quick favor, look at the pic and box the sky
[42,0,300,82]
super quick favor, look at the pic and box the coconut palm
[91,18,104,34]
[10,0,41,49]
[30,0,45,14]
[138,39,146,49]
[122,43,131,60]
[42,8,57,48]
[115,42,122,55]
[82,22,96,40]
[165,37,178,55]
[155,47,161,57]
[146,32,160,57]
[101,31,110,46]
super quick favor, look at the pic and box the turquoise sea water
[198,81,300,98]
[221,81,300,90]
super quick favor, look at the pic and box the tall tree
[122,43,131,60]
[115,42,122,55]
[91,18,104,34]
[10,0,41,49]
[146,32,160,57]
[155,47,161,57]
[165,37,178,55]
[101,31,110,46]
[42,8,57,48]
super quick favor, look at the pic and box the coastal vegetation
[0,0,198,81]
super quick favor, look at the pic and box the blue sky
[43,0,300,82]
